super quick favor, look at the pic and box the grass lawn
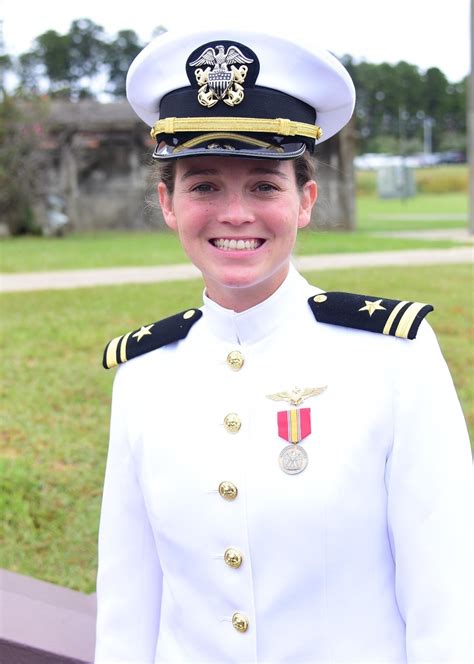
[1,263,472,593]
[356,192,468,232]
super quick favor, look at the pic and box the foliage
[0,54,12,82]
[0,264,472,591]
[414,167,469,195]
[103,30,143,97]
[13,19,148,100]
[0,92,49,234]
[342,55,466,154]
[356,165,468,196]
[16,20,108,99]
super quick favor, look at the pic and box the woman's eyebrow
[180,166,289,179]
[181,168,217,180]
[249,167,289,178]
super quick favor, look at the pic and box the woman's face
[159,155,317,311]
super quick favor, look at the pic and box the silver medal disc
[279,444,308,475]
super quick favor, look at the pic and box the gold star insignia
[132,324,154,342]
[358,299,387,317]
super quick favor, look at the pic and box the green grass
[0,231,189,273]
[1,264,472,592]
[354,165,468,231]
[356,192,468,232]
[295,229,459,255]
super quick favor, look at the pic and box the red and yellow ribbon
[277,408,311,444]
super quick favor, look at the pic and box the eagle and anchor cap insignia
[187,41,256,108]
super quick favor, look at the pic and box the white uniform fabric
[95,266,473,664]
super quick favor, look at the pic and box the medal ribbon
[277,407,311,443]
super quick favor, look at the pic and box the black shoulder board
[308,292,433,340]
[103,308,202,369]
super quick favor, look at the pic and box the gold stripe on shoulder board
[105,335,122,369]
[120,332,132,364]
[383,301,409,336]
[395,302,429,339]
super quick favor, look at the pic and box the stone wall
[38,101,355,233]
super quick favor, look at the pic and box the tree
[0,93,49,234]
[422,67,449,151]
[0,53,12,90]
[67,19,106,97]
[104,30,143,97]
[34,29,72,97]
[16,51,41,93]
[340,55,466,155]
[15,19,106,100]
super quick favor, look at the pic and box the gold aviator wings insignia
[266,386,327,407]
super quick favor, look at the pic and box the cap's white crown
[126,28,355,144]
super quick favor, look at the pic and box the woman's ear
[297,180,318,229]
[158,182,177,230]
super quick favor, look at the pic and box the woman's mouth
[210,238,264,251]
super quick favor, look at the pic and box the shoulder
[103,307,202,369]
[307,291,433,340]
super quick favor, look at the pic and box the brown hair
[155,150,316,195]
[293,150,316,190]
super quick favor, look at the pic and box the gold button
[313,294,327,303]
[232,612,249,633]
[226,350,244,371]
[218,481,238,500]
[224,413,241,433]
[224,548,243,569]
[183,309,196,319]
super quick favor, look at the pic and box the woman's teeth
[212,239,262,251]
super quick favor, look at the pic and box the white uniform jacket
[95,267,473,664]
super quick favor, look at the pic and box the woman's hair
[293,150,316,190]
[155,149,316,195]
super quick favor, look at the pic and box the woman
[95,28,472,663]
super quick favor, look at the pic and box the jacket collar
[202,264,312,345]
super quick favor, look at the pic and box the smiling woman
[95,27,472,664]
[157,156,317,311]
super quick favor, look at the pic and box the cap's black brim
[153,141,307,160]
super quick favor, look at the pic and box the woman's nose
[217,193,255,225]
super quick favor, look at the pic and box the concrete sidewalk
[1,247,472,293]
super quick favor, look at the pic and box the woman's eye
[191,183,214,193]
[255,182,278,192]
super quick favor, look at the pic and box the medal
[267,386,326,475]
[279,444,308,474]
[276,407,311,475]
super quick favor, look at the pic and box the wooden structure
[38,100,356,232]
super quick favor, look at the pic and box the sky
[1,0,471,83]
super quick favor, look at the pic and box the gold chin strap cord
[150,117,323,141]
[174,132,283,152]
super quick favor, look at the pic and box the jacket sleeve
[95,367,163,663]
[386,322,473,663]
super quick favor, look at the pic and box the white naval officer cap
[126,28,356,160]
